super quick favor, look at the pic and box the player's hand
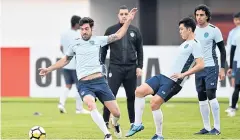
[38,68,50,77]
[227,69,232,77]
[136,68,142,77]
[219,68,225,81]
[171,73,185,80]
[128,8,138,20]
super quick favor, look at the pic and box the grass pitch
[1,98,240,139]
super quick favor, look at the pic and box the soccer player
[39,8,138,140]
[58,15,90,114]
[225,12,240,112]
[194,5,226,135]
[226,12,240,117]
[125,17,204,140]
[101,5,143,129]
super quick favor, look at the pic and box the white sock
[152,109,163,137]
[134,97,145,126]
[199,100,211,131]
[59,88,70,106]
[209,98,220,131]
[75,93,83,111]
[91,109,110,135]
[112,116,120,126]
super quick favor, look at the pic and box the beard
[82,34,91,41]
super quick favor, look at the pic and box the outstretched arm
[39,55,72,76]
[107,8,138,44]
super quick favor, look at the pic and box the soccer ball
[29,126,46,140]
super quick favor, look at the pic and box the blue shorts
[146,74,182,102]
[62,69,78,85]
[77,76,115,103]
[195,66,219,93]
[235,68,240,85]
[232,61,237,77]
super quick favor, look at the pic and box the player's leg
[83,95,112,139]
[95,77,122,138]
[103,64,123,128]
[58,69,73,113]
[228,68,240,117]
[122,65,137,125]
[125,83,152,137]
[72,70,90,114]
[150,95,164,140]
[227,61,236,112]
[228,84,240,117]
[104,100,122,138]
[78,81,112,140]
[126,75,167,137]
[226,61,238,112]
[195,71,211,134]
[150,76,181,140]
[205,66,220,135]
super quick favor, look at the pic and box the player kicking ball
[125,17,204,140]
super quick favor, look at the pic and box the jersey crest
[204,32,209,38]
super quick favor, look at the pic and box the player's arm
[171,43,204,79]
[101,28,110,64]
[217,41,226,68]
[214,27,226,68]
[182,57,204,77]
[107,8,138,44]
[182,43,205,77]
[39,55,73,76]
[39,45,75,76]
[136,29,143,69]
[48,56,72,72]
[227,35,238,76]
[230,45,236,68]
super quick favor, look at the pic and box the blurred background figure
[225,12,240,113]
[58,15,90,114]
[226,12,240,117]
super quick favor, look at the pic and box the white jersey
[227,26,240,61]
[231,27,240,68]
[61,29,80,69]
[195,24,223,67]
[166,39,203,86]
[66,36,108,80]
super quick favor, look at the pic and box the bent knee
[135,84,153,97]
[150,96,163,110]
[135,87,142,97]
[111,108,120,118]
[83,96,96,111]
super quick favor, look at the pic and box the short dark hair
[179,17,196,32]
[71,15,81,27]
[119,5,128,10]
[233,12,240,18]
[79,17,94,28]
[194,4,211,22]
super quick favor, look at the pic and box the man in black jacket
[101,5,143,129]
